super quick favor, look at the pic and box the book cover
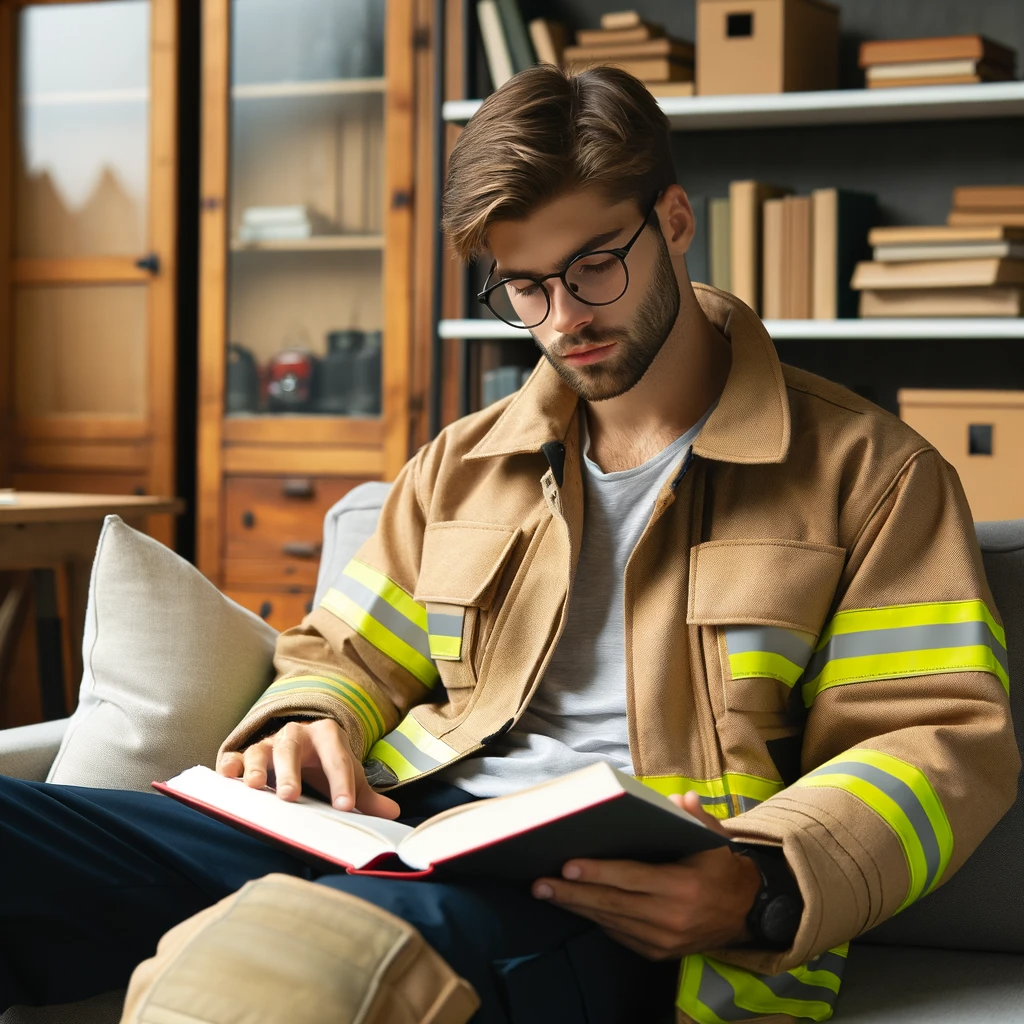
[601,11,643,30]
[948,210,1024,228]
[787,196,813,320]
[528,19,566,66]
[858,35,1016,70]
[687,196,710,286]
[874,241,1024,263]
[565,56,693,82]
[709,197,732,292]
[495,0,535,74]
[953,186,1024,211]
[812,189,878,319]
[851,258,1024,290]
[761,197,785,319]
[563,38,694,63]
[867,74,991,89]
[859,287,1024,318]
[730,181,788,314]
[866,59,988,81]
[576,25,665,47]
[477,0,515,89]
[869,225,1024,246]
[156,763,728,880]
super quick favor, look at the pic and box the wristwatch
[734,844,804,949]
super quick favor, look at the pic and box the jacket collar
[464,284,791,465]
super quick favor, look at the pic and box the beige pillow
[47,515,278,791]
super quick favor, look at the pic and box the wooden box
[696,0,839,95]
[898,389,1024,522]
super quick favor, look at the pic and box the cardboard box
[898,389,1024,521]
[696,0,839,95]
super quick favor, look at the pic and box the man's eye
[508,281,540,297]
[574,257,618,275]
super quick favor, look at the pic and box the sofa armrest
[0,718,70,781]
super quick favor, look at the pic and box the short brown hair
[442,65,676,261]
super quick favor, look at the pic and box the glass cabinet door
[225,0,386,420]
[14,0,152,422]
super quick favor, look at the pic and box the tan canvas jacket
[223,285,1019,1024]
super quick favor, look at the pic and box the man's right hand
[217,718,401,819]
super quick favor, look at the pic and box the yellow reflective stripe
[369,740,420,782]
[638,773,784,818]
[367,715,459,784]
[321,588,440,689]
[788,964,842,995]
[817,599,1005,649]
[395,714,459,763]
[428,635,463,659]
[709,960,836,1021]
[255,674,387,751]
[343,559,428,631]
[676,956,730,1024]
[804,644,1009,705]
[728,650,806,688]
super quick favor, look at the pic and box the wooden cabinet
[0,0,181,546]
[197,0,429,626]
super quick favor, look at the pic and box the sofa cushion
[46,516,278,791]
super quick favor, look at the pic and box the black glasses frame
[477,199,658,329]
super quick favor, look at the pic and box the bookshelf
[434,0,1024,422]
[229,235,385,253]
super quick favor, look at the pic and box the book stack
[562,10,695,98]
[482,365,533,407]
[858,35,1017,89]
[237,205,339,243]
[948,186,1024,229]
[851,225,1024,318]
[688,184,876,319]
[477,0,538,89]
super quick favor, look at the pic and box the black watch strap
[734,843,803,950]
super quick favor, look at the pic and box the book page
[164,766,414,869]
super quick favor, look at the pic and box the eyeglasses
[477,200,657,329]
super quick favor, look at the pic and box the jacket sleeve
[220,447,436,763]
[720,446,1020,973]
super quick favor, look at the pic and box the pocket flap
[416,521,522,608]
[687,539,846,634]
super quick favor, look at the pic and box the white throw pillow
[47,515,279,791]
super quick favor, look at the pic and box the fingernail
[533,883,553,899]
[334,796,350,809]
[563,864,581,880]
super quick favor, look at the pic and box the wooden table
[0,492,186,717]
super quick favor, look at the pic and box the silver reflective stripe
[427,611,464,638]
[696,962,750,1022]
[808,761,942,892]
[725,625,815,667]
[381,728,445,772]
[335,573,432,662]
[758,970,839,1006]
[806,619,1009,682]
[806,951,847,977]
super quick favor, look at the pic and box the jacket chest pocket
[687,539,846,714]
[415,521,522,695]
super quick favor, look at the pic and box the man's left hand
[531,791,762,961]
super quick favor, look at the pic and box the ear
[653,184,695,258]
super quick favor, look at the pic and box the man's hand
[217,719,401,820]
[531,791,761,960]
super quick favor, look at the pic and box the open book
[156,763,730,878]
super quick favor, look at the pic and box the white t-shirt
[441,405,714,798]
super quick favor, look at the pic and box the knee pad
[120,874,479,1024]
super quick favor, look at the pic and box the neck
[584,262,732,473]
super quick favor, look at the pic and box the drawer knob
[283,541,321,559]
[258,600,272,620]
[242,510,255,529]
[282,479,315,499]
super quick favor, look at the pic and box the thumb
[670,791,731,836]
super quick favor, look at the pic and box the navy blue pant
[0,775,678,1023]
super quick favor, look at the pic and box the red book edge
[152,780,435,878]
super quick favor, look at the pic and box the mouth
[559,342,616,366]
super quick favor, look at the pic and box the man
[0,65,1018,1024]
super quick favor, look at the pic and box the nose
[548,279,594,336]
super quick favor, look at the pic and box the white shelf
[233,78,386,101]
[230,234,384,253]
[21,88,148,106]
[443,81,1024,131]
[439,317,1024,340]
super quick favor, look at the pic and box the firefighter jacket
[222,285,1019,1024]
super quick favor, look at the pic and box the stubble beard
[535,228,681,403]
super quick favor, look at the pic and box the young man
[0,65,1018,1024]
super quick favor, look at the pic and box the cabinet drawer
[223,587,315,633]
[224,476,366,561]
[223,557,319,590]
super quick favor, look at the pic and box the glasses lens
[564,253,628,306]
[486,279,549,328]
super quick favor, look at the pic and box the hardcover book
[156,763,728,879]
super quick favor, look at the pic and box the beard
[534,227,681,402]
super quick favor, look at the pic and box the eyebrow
[494,224,628,280]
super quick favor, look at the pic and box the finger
[533,878,680,928]
[671,792,731,836]
[217,751,244,778]
[271,724,305,800]
[558,858,667,893]
[354,772,402,819]
[241,742,272,789]
[308,723,357,810]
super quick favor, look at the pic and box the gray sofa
[1,484,1021,1022]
